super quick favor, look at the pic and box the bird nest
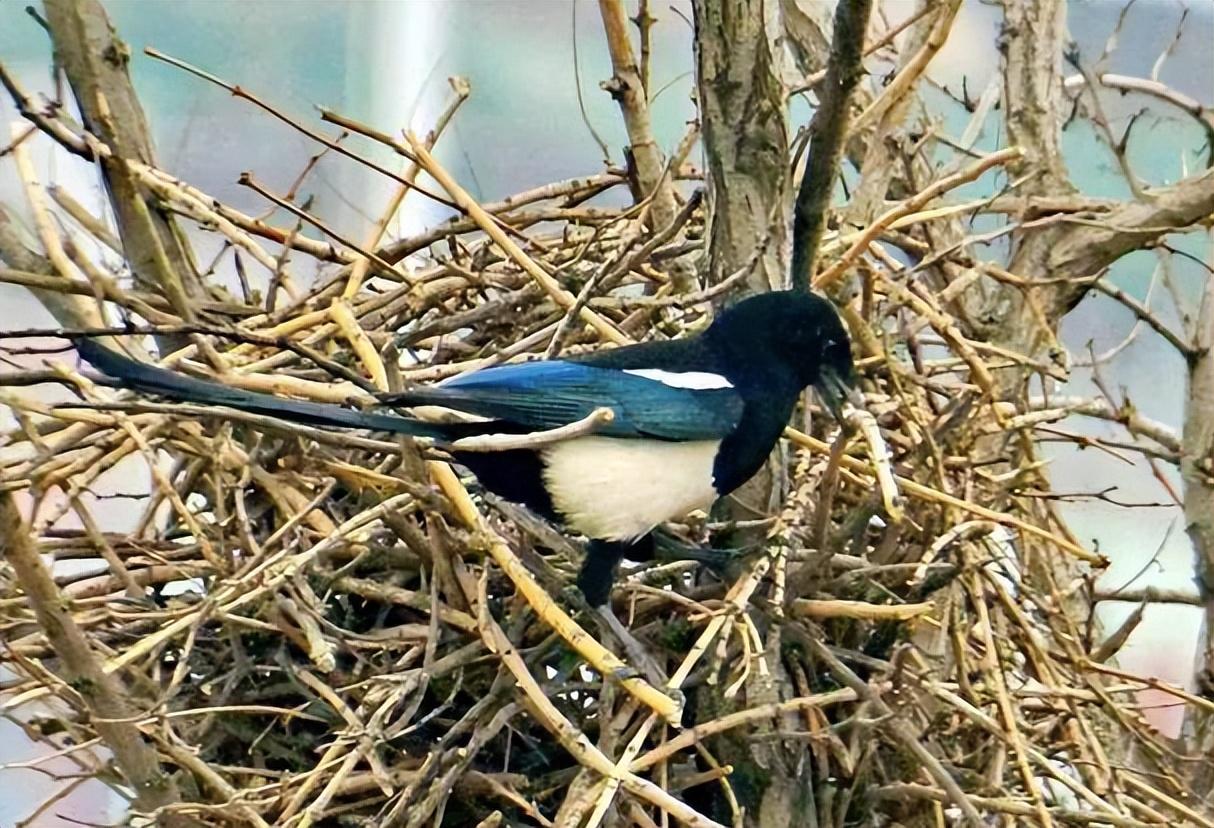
[0,76,1201,828]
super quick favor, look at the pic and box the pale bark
[43,0,204,330]
[693,0,790,294]
[1181,253,1214,793]
[598,0,676,231]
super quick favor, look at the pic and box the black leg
[576,539,629,607]
[576,535,659,605]
[578,537,672,688]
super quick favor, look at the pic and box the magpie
[73,290,855,607]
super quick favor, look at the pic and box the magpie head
[706,290,857,420]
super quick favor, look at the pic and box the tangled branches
[2,1,1213,826]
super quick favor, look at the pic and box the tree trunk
[690,2,804,824]
[693,0,790,296]
[1181,265,1214,793]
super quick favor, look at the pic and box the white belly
[540,436,720,542]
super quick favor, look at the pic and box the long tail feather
[73,338,449,438]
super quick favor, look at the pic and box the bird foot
[651,534,756,570]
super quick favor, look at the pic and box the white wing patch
[541,436,720,542]
[623,369,733,390]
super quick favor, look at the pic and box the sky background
[0,0,1211,823]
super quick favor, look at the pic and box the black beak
[814,366,860,422]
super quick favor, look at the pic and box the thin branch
[448,408,615,452]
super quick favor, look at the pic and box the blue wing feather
[398,360,742,440]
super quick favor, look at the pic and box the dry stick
[47,185,122,253]
[448,408,616,452]
[799,630,986,828]
[0,492,188,820]
[0,62,89,156]
[852,0,961,133]
[1088,276,1195,359]
[629,688,858,772]
[782,426,1103,563]
[164,177,349,264]
[469,575,725,828]
[239,173,415,284]
[330,299,388,390]
[101,492,414,675]
[845,405,904,521]
[790,598,933,620]
[874,264,1000,401]
[598,0,675,229]
[870,784,1154,828]
[579,546,780,827]
[51,364,226,572]
[10,124,106,330]
[1120,773,1214,828]
[138,165,296,289]
[968,571,1054,828]
[403,132,629,345]
[70,495,144,600]
[1016,395,1179,453]
[143,46,459,213]
[790,4,934,95]
[427,461,680,723]
[330,76,471,298]
[814,147,1024,290]
[920,680,1148,820]
[790,0,874,291]
[810,427,849,555]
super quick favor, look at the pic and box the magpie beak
[814,365,858,422]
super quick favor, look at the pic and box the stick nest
[0,105,1203,828]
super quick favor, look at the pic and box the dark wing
[382,360,743,441]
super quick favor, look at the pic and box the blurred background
[1,0,1210,823]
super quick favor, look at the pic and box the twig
[790,598,933,620]
[428,462,680,723]
[845,405,904,522]
[796,625,987,828]
[782,426,1104,564]
[598,0,676,228]
[449,408,615,452]
[403,133,628,345]
[238,173,414,284]
[814,147,1024,290]
[143,46,459,212]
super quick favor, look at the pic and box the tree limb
[598,0,676,230]
[1181,257,1214,785]
[1048,169,1214,304]
[43,0,203,325]
[790,0,873,291]
[693,0,789,294]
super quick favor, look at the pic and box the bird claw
[652,534,754,570]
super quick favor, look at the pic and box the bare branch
[43,0,203,324]
[598,0,676,228]
[790,0,873,291]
